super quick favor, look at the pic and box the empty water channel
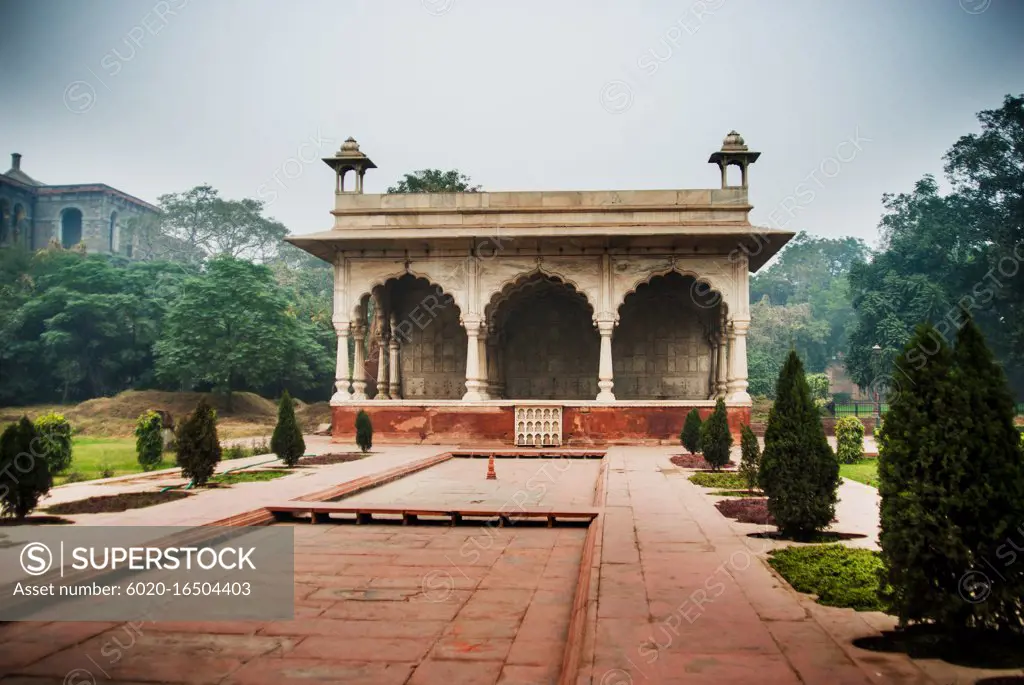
[272,451,605,526]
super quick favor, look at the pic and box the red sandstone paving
[1,524,582,685]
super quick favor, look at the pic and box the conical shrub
[680,408,703,455]
[700,399,732,471]
[759,350,839,539]
[271,390,306,467]
[355,410,373,453]
[175,399,222,486]
[739,424,761,492]
[880,316,1024,633]
[0,417,52,519]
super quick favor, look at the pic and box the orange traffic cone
[486,454,497,480]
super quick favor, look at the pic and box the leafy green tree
[135,411,165,471]
[271,390,306,467]
[0,417,52,519]
[155,185,288,262]
[33,412,73,474]
[699,399,732,471]
[747,297,830,396]
[680,408,703,455]
[848,96,1024,396]
[386,169,480,194]
[739,424,761,492]
[155,256,331,410]
[175,399,221,486]
[355,410,373,453]
[759,351,839,539]
[834,417,865,464]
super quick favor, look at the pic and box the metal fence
[833,402,889,417]
[834,402,1024,417]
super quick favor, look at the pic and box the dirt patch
[715,497,774,525]
[0,515,73,527]
[300,452,367,466]
[1,390,329,439]
[46,490,192,515]
[670,454,736,469]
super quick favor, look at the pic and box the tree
[155,185,288,262]
[759,351,839,539]
[878,323,967,630]
[0,417,52,519]
[680,408,702,455]
[900,313,1024,634]
[355,410,373,453]
[386,169,480,194]
[271,390,306,467]
[739,424,761,492]
[154,256,331,410]
[135,411,164,471]
[747,297,830,397]
[175,399,221,486]
[699,399,732,472]
[834,417,865,464]
[33,412,73,474]
[848,96,1024,396]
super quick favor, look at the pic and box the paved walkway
[46,442,454,526]
[581,447,935,684]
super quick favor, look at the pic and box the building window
[109,212,119,253]
[61,208,83,248]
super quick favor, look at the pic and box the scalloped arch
[348,268,466,320]
[616,267,731,319]
[484,267,596,327]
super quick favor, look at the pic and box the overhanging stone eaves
[285,223,793,272]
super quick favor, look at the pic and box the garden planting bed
[46,490,191,515]
[670,453,735,470]
[299,452,366,466]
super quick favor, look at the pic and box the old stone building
[288,133,793,445]
[0,153,160,257]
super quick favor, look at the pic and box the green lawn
[57,437,153,485]
[840,459,879,488]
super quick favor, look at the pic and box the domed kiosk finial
[708,131,760,190]
[323,136,377,194]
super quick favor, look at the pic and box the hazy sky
[2,0,1022,248]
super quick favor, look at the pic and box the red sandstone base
[332,403,751,446]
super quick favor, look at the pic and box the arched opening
[486,273,598,400]
[614,272,725,400]
[356,274,467,400]
[108,212,119,252]
[12,204,25,245]
[0,199,10,244]
[61,208,83,248]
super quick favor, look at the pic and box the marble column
[388,314,401,400]
[595,317,616,402]
[351,321,368,401]
[376,329,390,400]
[331,320,352,403]
[727,318,751,403]
[716,329,729,399]
[477,323,490,400]
[724,321,736,400]
[462,317,484,401]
